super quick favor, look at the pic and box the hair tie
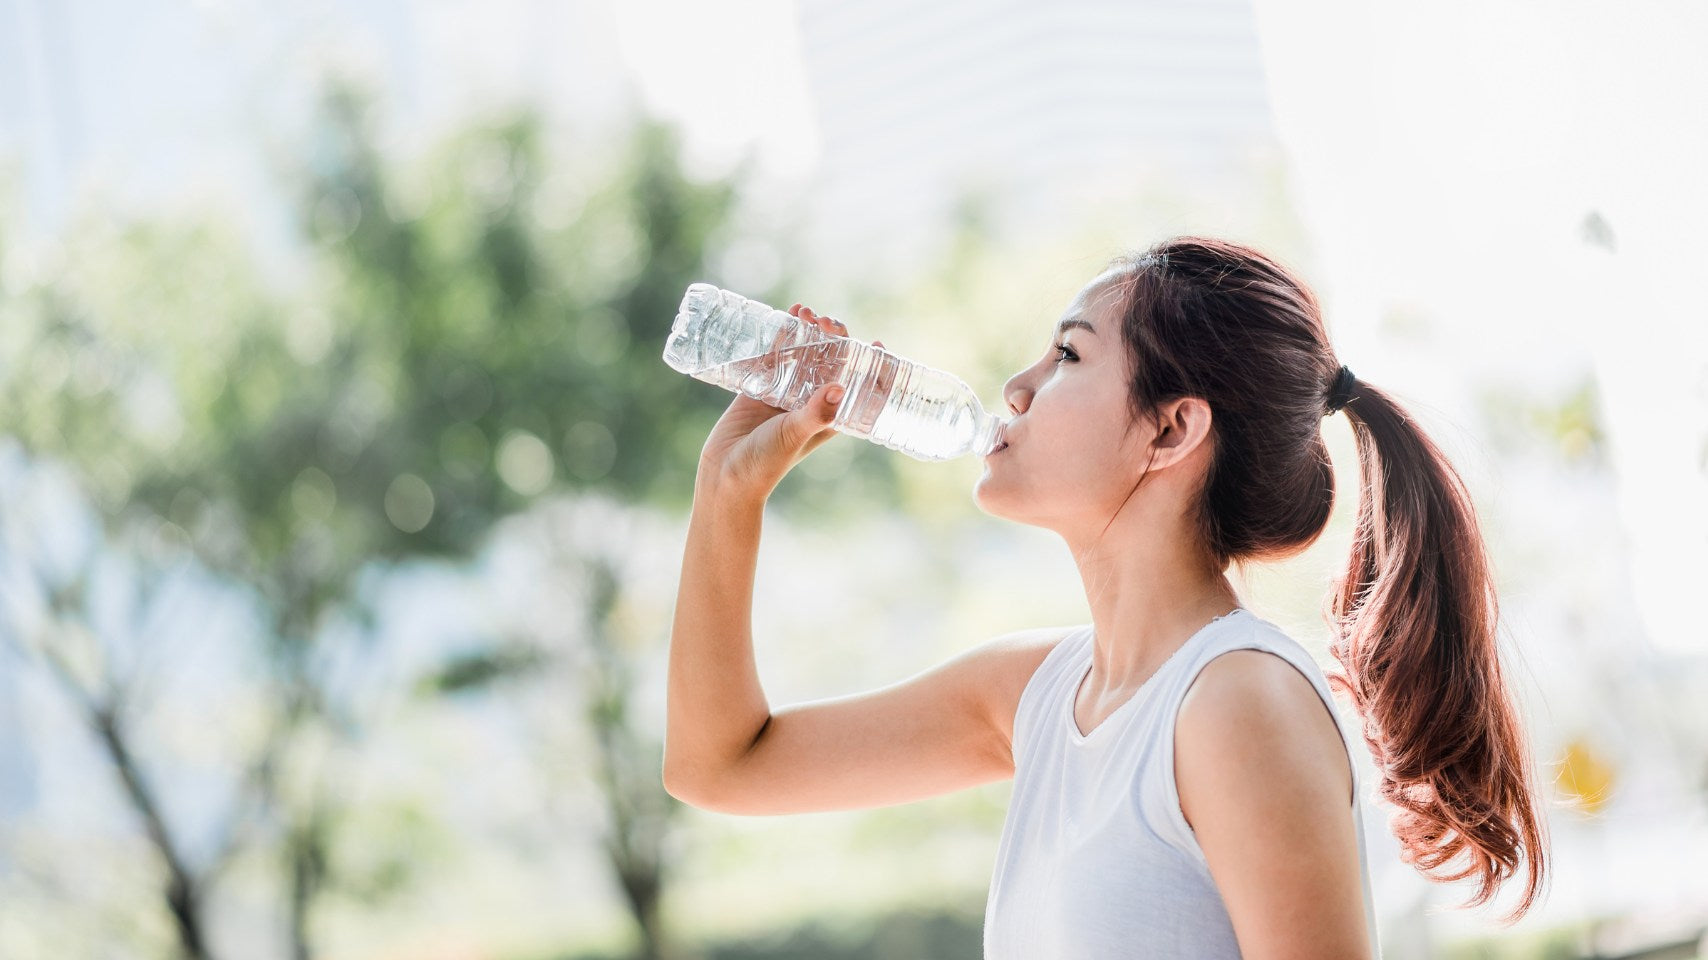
[1324,365,1357,416]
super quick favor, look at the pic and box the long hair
[1104,236,1549,923]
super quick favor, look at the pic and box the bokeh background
[2,1,1706,958]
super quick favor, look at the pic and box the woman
[664,236,1551,959]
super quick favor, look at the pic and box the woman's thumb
[784,382,843,448]
[809,383,845,430]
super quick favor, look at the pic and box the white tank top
[983,607,1382,958]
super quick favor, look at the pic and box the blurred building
[2,0,1277,287]
[792,0,1276,279]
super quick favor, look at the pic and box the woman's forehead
[1067,269,1130,320]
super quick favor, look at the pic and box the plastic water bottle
[662,283,1008,461]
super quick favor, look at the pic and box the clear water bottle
[662,283,1008,461]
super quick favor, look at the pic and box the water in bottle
[662,283,1008,461]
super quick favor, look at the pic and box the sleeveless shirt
[983,608,1382,958]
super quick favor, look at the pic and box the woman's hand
[695,304,884,503]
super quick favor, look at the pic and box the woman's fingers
[791,303,862,342]
[793,304,844,334]
[790,304,881,458]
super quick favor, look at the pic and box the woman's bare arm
[661,486,775,800]
[1175,650,1372,960]
[662,483,1063,814]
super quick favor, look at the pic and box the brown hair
[1104,236,1549,922]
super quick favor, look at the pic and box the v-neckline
[1066,608,1246,743]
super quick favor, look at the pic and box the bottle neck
[974,407,1008,457]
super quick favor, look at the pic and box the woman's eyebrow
[1055,317,1097,337]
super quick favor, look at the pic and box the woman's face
[973,268,1156,533]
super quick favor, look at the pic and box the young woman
[664,236,1550,959]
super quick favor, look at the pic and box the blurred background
[2,0,1706,958]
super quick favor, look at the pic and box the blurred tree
[0,537,218,960]
[1475,375,1607,470]
[569,556,676,959]
[0,77,899,960]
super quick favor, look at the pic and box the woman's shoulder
[975,623,1090,747]
[1188,610,1335,692]
[1184,610,1341,714]
[1182,644,1329,719]
[1174,615,1358,804]
[983,622,1089,693]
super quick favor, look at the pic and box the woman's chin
[971,477,1021,520]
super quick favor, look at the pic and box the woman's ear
[1149,397,1214,466]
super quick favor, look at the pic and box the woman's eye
[1053,343,1077,363]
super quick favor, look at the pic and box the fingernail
[827,386,844,404]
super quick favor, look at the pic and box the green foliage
[1,77,903,959]
[696,909,982,960]
[1476,374,1607,468]
[547,904,985,960]
[415,642,548,696]
[1435,916,1708,960]
[327,798,454,907]
[1,81,899,633]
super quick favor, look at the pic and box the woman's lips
[986,440,1010,457]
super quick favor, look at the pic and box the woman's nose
[1003,373,1030,415]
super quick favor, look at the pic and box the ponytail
[1101,237,1552,919]
[1326,379,1551,923]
